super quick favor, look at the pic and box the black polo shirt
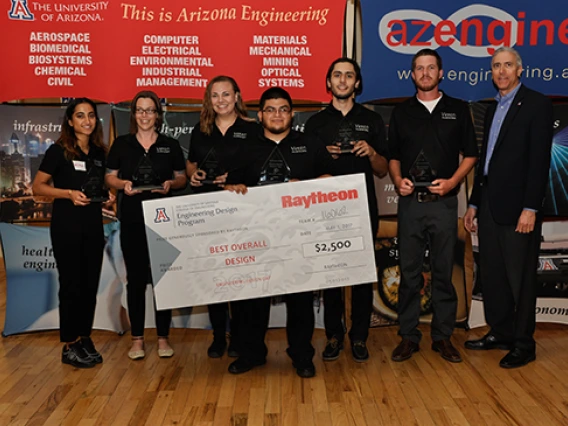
[388,94,478,196]
[304,103,387,231]
[188,117,261,194]
[107,133,185,223]
[39,143,105,232]
[229,129,335,187]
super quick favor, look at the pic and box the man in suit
[464,47,553,368]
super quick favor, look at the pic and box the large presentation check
[142,174,377,310]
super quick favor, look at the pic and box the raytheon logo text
[379,4,568,57]
[281,189,358,208]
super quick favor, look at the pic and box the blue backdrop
[360,0,568,101]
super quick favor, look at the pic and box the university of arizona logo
[154,208,170,223]
[8,0,34,20]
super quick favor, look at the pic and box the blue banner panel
[360,0,568,101]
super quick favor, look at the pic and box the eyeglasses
[262,106,291,115]
[135,108,157,115]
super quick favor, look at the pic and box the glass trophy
[335,119,356,154]
[81,162,108,202]
[258,147,291,186]
[409,150,437,187]
[132,154,163,191]
[200,147,225,185]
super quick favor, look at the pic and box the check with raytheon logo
[379,4,568,57]
[142,174,376,309]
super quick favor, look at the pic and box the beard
[414,77,440,92]
[263,122,289,135]
[331,86,356,100]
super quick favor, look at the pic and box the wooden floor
[1,281,568,425]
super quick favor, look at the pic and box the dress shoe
[62,342,96,368]
[465,334,512,351]
[499,348,536,369]
[80,336,103,364]
[432,339,462,363]
[392,339,419,362]
[207,339,227,358]
[351,340,369,362]
[322,337,343,361]
[293,359,316,378]
[228,358,266,374]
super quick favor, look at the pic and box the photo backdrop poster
[2,0,346,102]
[360,0,568,101]
[0,104,111,222]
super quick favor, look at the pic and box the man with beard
[388,49,478,363]
[304,58,388,362]
[225,87,335,378]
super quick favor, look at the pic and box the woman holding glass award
[32,98,112,368]
[106,90,186,360]
[187,76,259,358]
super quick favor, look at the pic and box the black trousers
[120,222,172,337]
[51,228,104,343]
[208,302,239,346]
[478,190,541,351]
[232,292,315,364]
[323,283,373,343]
[397,194,458,343]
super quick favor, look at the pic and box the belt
[416,192,440,203]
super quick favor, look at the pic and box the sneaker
[81,336,103,364]
[62,341,96,368]
[351,340,369,362]
[322,337,343,361]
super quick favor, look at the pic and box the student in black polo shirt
[105,91,187,361]
[388,49,478,364]
[187,75,260,359]
[304,57,389,363]
[225,87,335,378]
[32,98,112,368]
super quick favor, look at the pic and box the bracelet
[68,189,72,199]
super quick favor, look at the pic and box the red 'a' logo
[154,208,170,223]
[8,0,34,21]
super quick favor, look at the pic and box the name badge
[73,161,87,171]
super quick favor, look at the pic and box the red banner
[2,0,345,102]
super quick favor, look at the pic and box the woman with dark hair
[105,90,186,360]
[187,76,259,358]
[32,98,112,368]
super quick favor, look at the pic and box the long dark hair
[200,76,248,135]
[56,98,106,160]
[129,90,163,134]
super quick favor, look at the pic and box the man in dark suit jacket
[464,47,553,368]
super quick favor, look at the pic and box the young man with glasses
[304,58,389,362]
[225,87,335,378]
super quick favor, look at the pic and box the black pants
[478,190,541,351]
[397,194,458,343]
[208,302,239,346]
[51,229,104,343]
[232,292,315,364]
[323,283,373,343]
[120,222,171,337]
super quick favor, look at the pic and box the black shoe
[80,336,103,364]
[351,340,369,362]
[228,357,266,374]
[465,334,512,351]
[207,339,227,358]
[62,341,96,368]
[499,348,536,369]
[293,359,316,378]
[322,337,343,361]
[227,342,239,358]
